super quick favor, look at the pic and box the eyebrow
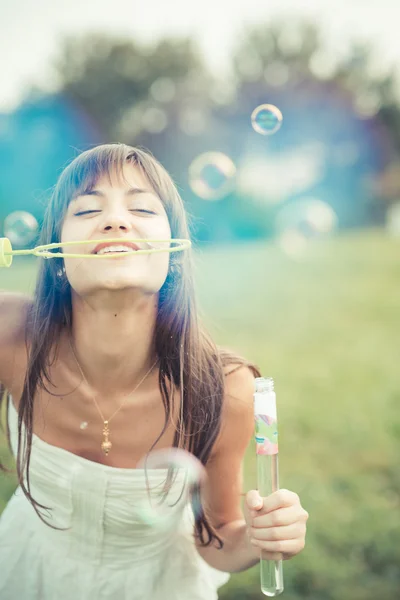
[80,187,155,197]
[70,186,162,205]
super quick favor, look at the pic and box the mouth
[92,241,141,255]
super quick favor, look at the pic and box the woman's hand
[245,489,309,561]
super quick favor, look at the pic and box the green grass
[1,229,399,599]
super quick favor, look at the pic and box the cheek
[60,223,84,253]
[146,219,172,255]
[150,217,171,239]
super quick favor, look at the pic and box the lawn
[1,229,399,599]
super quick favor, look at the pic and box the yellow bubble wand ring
[0,237,192,268]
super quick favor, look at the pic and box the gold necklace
[68,335,159,456]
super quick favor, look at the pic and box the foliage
[2,20,400,240]
[52,33,213,139]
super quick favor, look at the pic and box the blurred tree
[52,33,213,140]
[0,94,102,237]
[221,19,400,231]
[52,32,235,242]
[3,19,400,242]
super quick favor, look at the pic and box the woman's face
[60,163,172,297]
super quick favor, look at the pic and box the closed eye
[74,210,101,216]
[74,209,156,216]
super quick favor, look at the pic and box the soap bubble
[188,151,236,200]
[251,104,283,135]
[136,448,206,530]
[3,211,39,247]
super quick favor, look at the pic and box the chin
[70,268,168,296]
[95,275,164,294]
[100,276,147,290]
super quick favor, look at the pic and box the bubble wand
[254,377,284,597]
[0,237,191,268]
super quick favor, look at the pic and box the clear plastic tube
[254,377,284,597]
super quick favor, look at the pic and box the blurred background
[0,0,399,598]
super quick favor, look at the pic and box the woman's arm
[195,365,260,573]
[195,365,308,573]
[0,292,31,389]
[198,519,260,574]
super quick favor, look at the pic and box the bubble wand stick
[0,237,191,268]
[254,377,284,597]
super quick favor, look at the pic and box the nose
[102,213,131,233]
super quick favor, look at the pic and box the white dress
[0,398,230,599]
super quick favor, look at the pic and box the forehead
[94,162,153,191]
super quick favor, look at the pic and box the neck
[64,290,159,396]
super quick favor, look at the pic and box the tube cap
[0,238,12,267]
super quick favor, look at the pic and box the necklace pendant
[101,420,112,456]
[101,439,112,455]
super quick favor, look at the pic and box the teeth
[96,245,136,255]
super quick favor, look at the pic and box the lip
[92,241,141,254]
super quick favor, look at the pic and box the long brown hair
[0,143,261,549]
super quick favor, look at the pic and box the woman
[0,144,308,599]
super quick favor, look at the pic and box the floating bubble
[136,448,206,530]
[275,198,338,258]
[3,211,39,247]
[188,152,236,201]
[251,104,283,136]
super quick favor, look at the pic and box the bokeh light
[179,107,207,136]
[275,198,338,258]
[150,77,176,103]
[264,61,290,87]
[386,202,400,236]
[136,448,206,530]
[251,104,283,136]
[331,141,360,168]
[3,211,39,247]
[188,151,236,200]
[237,143,326,205]
[142,107,168,134]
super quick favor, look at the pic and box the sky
[1,0,400,111]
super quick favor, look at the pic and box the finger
[260,489,300,514]
[259,551,284,562]
[250,537,304,555]
[252,505,301,528]
[245,490,263,511]
[250,522,306,543]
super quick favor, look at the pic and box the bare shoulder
[0,292,32,387]
[223,363,256,403]
[211,363,256,456]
